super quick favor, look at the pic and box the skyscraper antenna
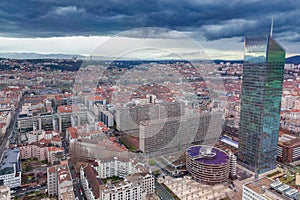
[270,16,274,38]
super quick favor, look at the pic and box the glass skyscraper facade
[238,34,286,174]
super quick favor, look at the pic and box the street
[0,93,25,160]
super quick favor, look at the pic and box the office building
[238,32,286,174]
[57,105,72,133]
[100,110,114,127]
[0,148,21,188]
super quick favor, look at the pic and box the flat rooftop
[244,177,272,195]
[187,145,229,165]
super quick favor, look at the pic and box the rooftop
[0,148,19,170]
[187,145,229,165]
[245,177,272,195]
[83,165,103,199]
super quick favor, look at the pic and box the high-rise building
[238,32,286,174]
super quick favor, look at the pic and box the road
[0,93,25,159]
[62,136,84,200]
[12,185,47,198]
[155,181,175,200]
[68,159,84,200]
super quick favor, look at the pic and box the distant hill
[0,52,87,60]
[0,52,299,64]
[286,55,300,64]
[213,59,243,64]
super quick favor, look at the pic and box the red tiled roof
[83,165,102,199]
[87,96,105,101]
[67,127,78,139]
[39,138,51,144]
[48,166,56,173]
[48,146,64,152]
[51,136,61,142]
[57,105,72,113]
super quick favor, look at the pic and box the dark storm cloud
[0,0,299,42]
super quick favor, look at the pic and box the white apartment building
[95,156,145,179]
[125,173,155,195]
[80,164,154,200]
[100,179,147,200]
[27,130,45,144]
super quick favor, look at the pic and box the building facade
[80,164,102,200]
[19,144,47,161]
[277,134,300,163]
[47,161,74,198]
[186,145,230,185]
[95,156,144,179]
[238,34,286,174]
[242,177,300,200]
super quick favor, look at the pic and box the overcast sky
[0,0,299,59]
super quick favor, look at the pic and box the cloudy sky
[0,0,299,59]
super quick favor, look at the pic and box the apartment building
[94,156,145,179]
[47,161,75,199]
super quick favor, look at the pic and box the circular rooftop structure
[186,145,230,185]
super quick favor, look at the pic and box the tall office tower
[238,32,285,175]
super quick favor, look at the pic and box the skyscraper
[238,32,286,175]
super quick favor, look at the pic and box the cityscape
[0,1,300,200]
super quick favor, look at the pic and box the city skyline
[0,0,299,59]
